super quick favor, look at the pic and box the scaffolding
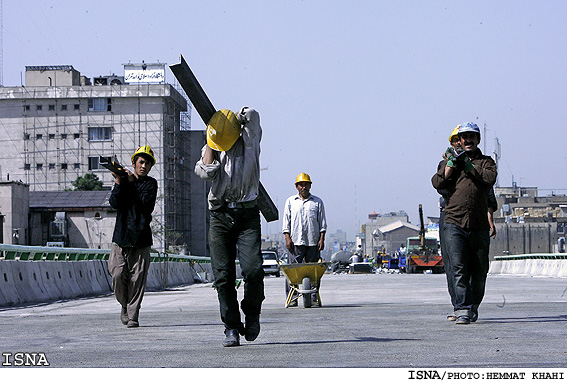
[0,81,193,252]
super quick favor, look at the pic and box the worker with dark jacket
[108,145,158,328]
[195,107,264,347]
[437,126,498,321]
[432,122,497,324]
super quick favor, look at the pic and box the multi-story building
[0,64,209,254]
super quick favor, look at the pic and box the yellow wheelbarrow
[280,262,328,308]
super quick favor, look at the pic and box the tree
[72,172,104,191]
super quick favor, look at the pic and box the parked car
[262,250,280,277]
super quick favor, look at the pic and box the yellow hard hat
[131,145,156,165]
[449,125,461,143]
[295,173,312,184]
[206,109,242,151]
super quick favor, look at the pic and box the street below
[1,272,566,368]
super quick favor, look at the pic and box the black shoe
[471,311,478,322]
[455,316,470,325]
[127,319,139,328]
[244,315,260,342]
[223,329,240,347]
[120,307,129,325]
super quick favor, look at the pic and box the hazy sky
[3,1,567,240]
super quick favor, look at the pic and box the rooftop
[30,191,112,211]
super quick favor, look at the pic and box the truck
[399,204,443,274]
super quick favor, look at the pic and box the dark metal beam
[170,55,279,222]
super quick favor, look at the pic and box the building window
[24,133,30,140]
[88,127,112,141]
[36,163,43,170]
[23,105,30,111]
[36,134,43,140]
[74,163,81,169]
[88,98,112,112]
[74,104,80,110]
[89,156,110,170]
[73,133,80,139]
[48,105,55,111]
[61,133,67,139]
[49,163,56,170]
[24,164,31,170]
[49,134,55,140]
[36,105,42,111]
[61,105,68,111]
[61,163,68,170]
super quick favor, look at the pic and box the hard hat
[206,109,241,151]
[458,122,481,135]
[131,145,156,165]
[449,125,461,143]
[295,173,312,184]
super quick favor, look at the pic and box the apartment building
[0,64,208,254]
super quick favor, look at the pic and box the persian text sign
[124,63,165,83]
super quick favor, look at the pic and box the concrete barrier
[37,261,65,300]
[0,255,225,307]
[0,261,24,305]
[489,257,567,278]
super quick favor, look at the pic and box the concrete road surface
[1,272,566,369]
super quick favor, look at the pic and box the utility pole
[493,137,501,187]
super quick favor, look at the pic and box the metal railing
[0,244,212,264]
[494,253,567,261]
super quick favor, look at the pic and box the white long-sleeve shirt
[282,193,327,246]
[194,108,261,210]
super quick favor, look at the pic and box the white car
[262,250,281,277]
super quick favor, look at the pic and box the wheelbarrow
[280,262,328,308]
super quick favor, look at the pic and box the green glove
[463,155,475,172]
[445,148,456,167]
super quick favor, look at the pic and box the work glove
[463,155,475,173]
[445,148,457,168]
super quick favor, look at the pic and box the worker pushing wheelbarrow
[281,172,328,308]
[280,262,328,308]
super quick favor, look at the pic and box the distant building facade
[0,64,209,254]
[0,181,29,245]
[360,211,412,257]
[491,186,567,258]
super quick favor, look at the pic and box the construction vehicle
[399,204,443,274]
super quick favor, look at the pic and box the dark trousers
[285,245,320,298]
[288,245,320,264]
[108,245,151,322]
[439,210,457,310]
[209,206,264,331]
[443,223,490,317]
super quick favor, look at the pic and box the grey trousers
[108,244,151,322]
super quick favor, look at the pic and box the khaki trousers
[108,245,151,322]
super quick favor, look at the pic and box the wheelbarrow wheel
[301,277,312,308]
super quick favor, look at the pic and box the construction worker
[436,126,462,321]
[108,145,158,328]
[195,107,264,347]
[283,173,327,263]
[437,126,499,321]
[432,122,497,324]
[282,173,327,305]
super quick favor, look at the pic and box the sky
[2,1,567,241]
